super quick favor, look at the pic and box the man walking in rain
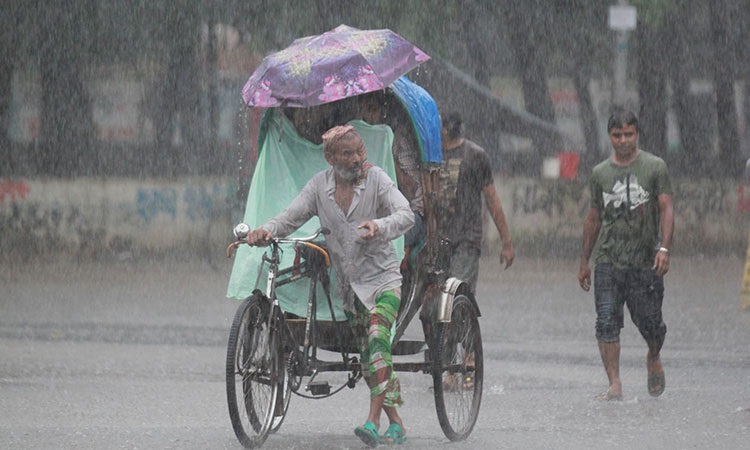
[438,112,515,288]
[578,109,674,401]
[243,125,413,446]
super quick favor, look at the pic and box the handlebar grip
[226,241,242,258]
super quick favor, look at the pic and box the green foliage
[1,0,747,178]
[630,0,675,28]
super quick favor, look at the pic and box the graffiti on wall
[506,178,739,223]
[512,181,565,217]
[509,179,586,220]
[0,199,100,251]
[0,179,31,203]
[1,180,233,233]
[136,188,178,224]
[1,177,745,255]
[0,178,237,255]
[674,180,730,222]
[183,183,232,220]
[135,182,232,224]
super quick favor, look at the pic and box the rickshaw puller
[244,125,414,447]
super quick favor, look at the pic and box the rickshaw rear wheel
[431,293,483,441]
[226,293,282,448]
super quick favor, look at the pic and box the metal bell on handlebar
[233,223,250,240]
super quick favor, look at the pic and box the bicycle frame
[227,219,485,443]
[240,231,362,397]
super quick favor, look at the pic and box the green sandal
[381,423,407,445]
[354,421,379,448]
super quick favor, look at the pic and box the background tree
[631,0,672,161]
[664,2,710,176]
[710,0,742,176]
[147,2,203,177]
[37,0,97,177]
[549,0,611,168]
[502,0,558,156]
[2,0,748,179]
[0,2,21,173]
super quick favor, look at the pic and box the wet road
[1,254,749,449]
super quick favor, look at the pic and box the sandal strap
[383,423,406,444]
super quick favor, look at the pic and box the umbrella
[242,25,430,108]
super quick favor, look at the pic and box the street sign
[608,5,637,31]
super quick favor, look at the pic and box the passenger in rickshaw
[243,125,413,446]
[358,91,426,260]
[282,100,358,145]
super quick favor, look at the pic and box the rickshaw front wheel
[226,293,283,448]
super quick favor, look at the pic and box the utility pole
[608,1,637,108]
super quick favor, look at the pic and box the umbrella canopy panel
[251,76,442,165]
[243,25,430,108]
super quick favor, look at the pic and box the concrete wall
[487,176,750,257]
[1,176,747,259]
[0,177,236,258]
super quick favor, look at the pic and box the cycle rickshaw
[225,27,483,447]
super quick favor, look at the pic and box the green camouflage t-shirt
[590,150,673,269]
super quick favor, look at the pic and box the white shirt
[262,166,414,311]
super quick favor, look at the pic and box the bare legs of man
[647,346,666,397]
[597,341,623,400]
[597,341,666,400]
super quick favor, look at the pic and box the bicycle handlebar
[273,227,330,245]
[226,223,331,261]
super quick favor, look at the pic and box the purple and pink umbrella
[242,25,430,108]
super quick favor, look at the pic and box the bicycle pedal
[306,381,331,396]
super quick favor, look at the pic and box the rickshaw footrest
[306,381,331,396]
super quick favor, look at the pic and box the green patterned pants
[346,290,403,407]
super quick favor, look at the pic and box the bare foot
[595,380,622,401]
[595,389,623,401]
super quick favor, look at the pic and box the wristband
[657,247,670,254]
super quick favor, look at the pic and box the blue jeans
[594,263,667,346]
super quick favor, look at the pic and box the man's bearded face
[331,136,365,182]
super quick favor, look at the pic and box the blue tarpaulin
[390,77,442,163]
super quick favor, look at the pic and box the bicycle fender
[436,277,481,322]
